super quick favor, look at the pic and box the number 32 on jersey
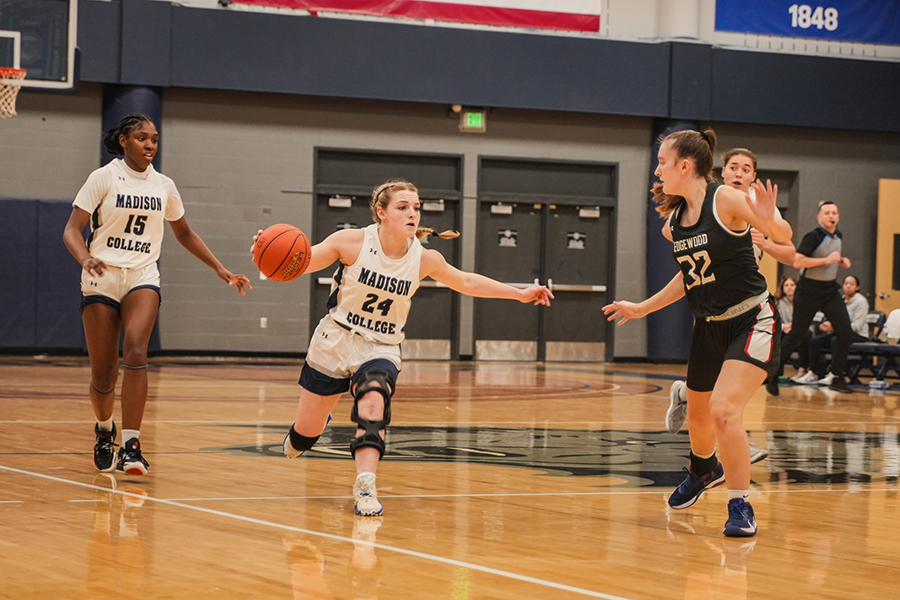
[677,250,716,289]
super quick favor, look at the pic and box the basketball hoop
[0,67,27,118]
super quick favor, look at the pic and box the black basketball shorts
[686,295,781,393]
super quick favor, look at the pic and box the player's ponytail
[415,227,460,241]
[103,113,155,156]
[652,128,718,217]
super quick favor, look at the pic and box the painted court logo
[205,426,895,488]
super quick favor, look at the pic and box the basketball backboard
[0,0,77,90]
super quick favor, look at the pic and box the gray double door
[474,158,616,361]
[312,149,462,359]
[312,151,617,362]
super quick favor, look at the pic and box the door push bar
[546,278,607,293]
[318,277,606,292]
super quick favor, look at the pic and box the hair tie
[699,131,710,146]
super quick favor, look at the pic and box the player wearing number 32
[62,113,251,476]
[603,129,792,537]
[276,179,553,518]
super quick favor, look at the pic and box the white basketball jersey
[73,159,185,269]
[327,224,422,345]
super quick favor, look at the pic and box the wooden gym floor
[1,356,898,599]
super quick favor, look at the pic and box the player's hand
[219,269,252,295]
[520,285,553,306]
[603,300,644,325]
[839,256,851,268]
[250,229,263,259]
[82,256,107,278]
[748,179,778,223]
[750,228,766,247]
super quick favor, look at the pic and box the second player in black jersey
[603,129,792,538]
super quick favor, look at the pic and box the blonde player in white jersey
[275,178,553,517]
[63,113,251,476]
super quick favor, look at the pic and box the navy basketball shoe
[723,498,757,537]
[668,462,725,509]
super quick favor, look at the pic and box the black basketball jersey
[669,182,768,319]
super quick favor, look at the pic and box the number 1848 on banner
[716,0,900,46]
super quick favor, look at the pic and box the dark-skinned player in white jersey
[603,129,792,537]
[63,113,251,476]
[260,179,553,517]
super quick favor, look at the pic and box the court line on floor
[0,419,891,426]
[0,463,634,600]
[67,486,900,503]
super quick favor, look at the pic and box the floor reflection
[763,429,900,483]
[284,517,384,600]
[86,473,148,598]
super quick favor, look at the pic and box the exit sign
[459,110,486,133]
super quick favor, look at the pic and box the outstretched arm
[603,272,685,325]
[251,227,365,275]
[170,217,251,295]
[420,248,552,305]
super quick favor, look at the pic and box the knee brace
[284,426,320,459]
[349,369,395,458]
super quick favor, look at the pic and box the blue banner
[715,0,900,45]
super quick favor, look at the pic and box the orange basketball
[253,224,311,282]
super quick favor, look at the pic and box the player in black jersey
[603,129,792,537]
[665,148,797,467]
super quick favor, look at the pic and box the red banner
[233,0,601,33]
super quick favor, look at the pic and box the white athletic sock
[693,450,716,460]
[728,489,750,501]
[123,429,140,443]
[97,417,114,432]
[356,471,376,481]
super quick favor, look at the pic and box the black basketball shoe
[117,438,149,475]
[93,423,118,472]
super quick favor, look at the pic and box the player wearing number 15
[62,113,251,476]
[603,129,792,537]
[276,178,553,517]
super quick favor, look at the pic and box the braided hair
[103,113,155,156]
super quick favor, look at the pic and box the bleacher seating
[846,310,900,384]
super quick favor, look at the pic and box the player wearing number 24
[603,129,791,537]
[63,113,251,476]
[262,178,552,517]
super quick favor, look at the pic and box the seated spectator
[883,309,900,342]
[776,276,813,382]
[796,275,868,384]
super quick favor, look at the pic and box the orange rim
[0,67,26,79]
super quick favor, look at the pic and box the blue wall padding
[36,200,85,349]
[646,120,697,361]
[0,200,38,347]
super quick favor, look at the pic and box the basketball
[253,224,311,282]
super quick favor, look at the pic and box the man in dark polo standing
[767,201,853,395]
